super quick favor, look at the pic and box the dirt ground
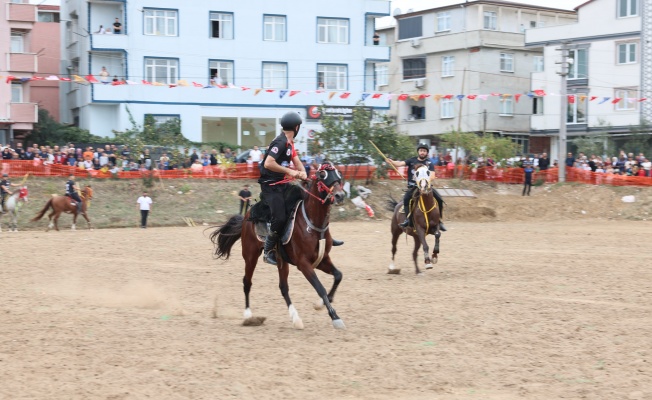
[1,218,651,400]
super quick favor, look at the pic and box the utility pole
[555,42,570,183]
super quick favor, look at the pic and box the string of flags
[2,74,648,104]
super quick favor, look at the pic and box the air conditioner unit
[410,38,421,47]
[415,78,426,88]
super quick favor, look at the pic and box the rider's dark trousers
[403,186,445,219]
[261,183,287,233]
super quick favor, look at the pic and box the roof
[395,0,577,19]
[574,0,596,10]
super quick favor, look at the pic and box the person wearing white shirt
[137,192,153,228]
[249,146,263,163]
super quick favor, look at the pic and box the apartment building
[378,0,576,153]
[0,0,40,144]
[32,4,61,122]
[526,0,644,162]
[60,0,390,153]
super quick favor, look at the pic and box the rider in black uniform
[66,174,83,213]
[1,173,19,214]
[387,144,447,231]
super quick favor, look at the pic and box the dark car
[234,148,267,163]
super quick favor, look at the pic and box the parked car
[234,148,267,163]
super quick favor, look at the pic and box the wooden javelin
[369,140,405,180]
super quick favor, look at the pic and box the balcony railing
[10,103,38,124]
[8,3,36,22]
[8,53,38,73]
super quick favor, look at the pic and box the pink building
[31,5,61,123]
[0,0,39,145]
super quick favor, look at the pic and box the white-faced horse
[0,187,29,233]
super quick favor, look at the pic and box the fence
[1,160,651,187]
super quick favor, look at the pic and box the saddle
[248,184,305,245]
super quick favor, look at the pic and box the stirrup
[399,218,410,228]
[263,250,278,265]
[332,239,344,246]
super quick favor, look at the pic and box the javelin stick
[369,140,405,180]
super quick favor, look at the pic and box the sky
[379,0,587,27]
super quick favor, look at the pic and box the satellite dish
[393,8,402,16]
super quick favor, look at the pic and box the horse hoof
[432,258,438,265]
[313,298,325,310]
[387,268,401,275]
[425,263,433,270]
[242,316,266,326]
[332,319,346,329]
[292,317,304,330]
[243,308,252,319]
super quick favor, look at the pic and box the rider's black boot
[399,217,410,228]
[439,222,447,231]
[332,239,344,246]
[263,232,280,265]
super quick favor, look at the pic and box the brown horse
[387,165,441,274]
[31,186,94,231]
[210,163,347,330]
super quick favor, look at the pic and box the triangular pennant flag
[126,80,139,85]
[279,90,288,98]
[611,98,622,104]
[443,94,454,100]
[241,87,251,91]
[491,92,501,97]
[361,93,370,101]
[20,77,31,82]
[141,80,152,85]
[502,94,511,98]
[627,98,637,103]
[340,92,351,99]
[31,76,45,81]
[45,75,60,81]
[203,85,215,89]
[467,94,477,100]
[568,95,575,104]
[590,96,598,101]
[315,90,325,94]
[328,92,336,100]
[638,98,648,102]
[398,94,409,101]
[579,95,587,103]
[153,82,165,86]
[177,80,189,87]
[112,80,125,86]
[85,75,99,83]
[192,82,203,87]
[5,75,16,83]
[265,89,275,93]
[479,95,489,100]
[289,90,300,97]
[514,94,522,103]
[598,97,610,104]
[60,77,71,82]
[526,92,535,98]
[419,94,430,99]
[456,95,465,101]
[73,75,87,83]
[372,93,383,99]
[533,89,546,97]
[254,89,263,95]
[433,94,443,102]
[409,94,421,101]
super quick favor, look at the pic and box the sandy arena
[1,220,651,399]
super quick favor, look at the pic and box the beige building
[376,0,576,154]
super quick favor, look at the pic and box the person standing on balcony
[99,67,110,83]
[373,32,380,45]
[113,18,122,34]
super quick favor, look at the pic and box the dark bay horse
[0,187,29,233]
[210,164,347,330]
[387,165,441,274]
[31,186,94,231]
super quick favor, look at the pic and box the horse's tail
[31,198,53,222]
[209,215,244,260]
[386,195,399,212]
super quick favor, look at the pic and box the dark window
[411,106,426,120]
[403,58,426,79]
[398,16,422,40]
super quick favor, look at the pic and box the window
[615,89,637,111]
[145,58,178,85]
[211,12,233,39]
[262,62,287,89]
[442,56,455,77]
[484,11,497,30]
[533,56,544,72]
[397,16,422,40]
[318,64,347,90]
[441,98,454,119]
[533,97,544,115]
[264,15,286,41]
[510,135,529,154]
[568,49,588,79]
[618,0,638,17]
[567,93,587,124]
[144,9,177,36]
[10,32,24,53]
[147,115,180,126]
[617,43,637,64]
[11,83,23,103]
[437,12,450,32]
[500,97,514,116]
[317,18,349,44]
[375,64,388,89]
[500,53,514,72]
[403,58,426,79]
[409,105,426,120]
[38,12,59,22]
[209,60,233,86]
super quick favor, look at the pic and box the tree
[439,130,519,169]
[26,108,104,145]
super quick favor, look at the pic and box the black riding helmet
[280,112,303,136]
[417,143,429,152]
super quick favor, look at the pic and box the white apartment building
[377,0,576,153]
[526,0,643,162]
[59,0,390,153]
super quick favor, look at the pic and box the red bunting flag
[141,80,152,85]
[533,89,546,97]
[372,93,383,99]
[241,87,251,91]
[419,94,430,99]
[590,96,598,101]
[514,94,522,103]
[168,84,177,88]
[340,92,351,99]
[466,94,477,100]
[638,98,648,102]
[60,77,71,82]
[192,82,203,87]
[289,90,300,97]
[398,94,408,101]
[611,98,622,104]
[84,75,98,83]
[265,89,275,93]
[443,94,454,99]
[568,95,575,104]
[30,76,45,81]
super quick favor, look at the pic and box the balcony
[8,53,38,73]
[92,33,129,50]
[8,3,36,22]
[10,103,38,124]
[362,45,390,61]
